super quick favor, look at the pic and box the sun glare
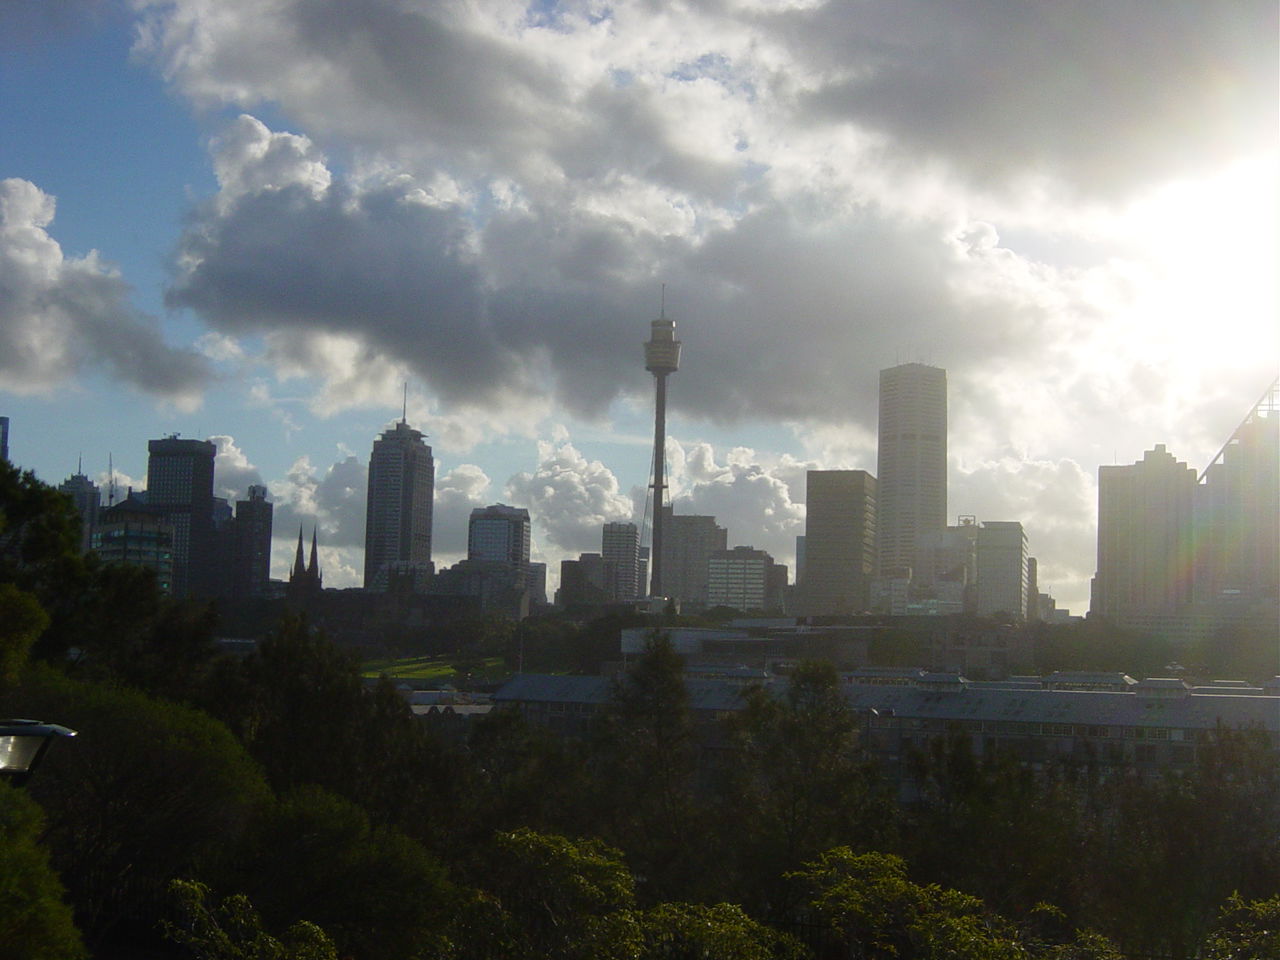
[1120,156,1278,371]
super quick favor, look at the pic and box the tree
[718,661,897,910]
[592,634,703,900]
[1202,893,1280,960]
[790,847,1025,960]
[0,780,87,960]
[639,902,807,960]
[164,879,338,960]
[0,583,48,685]
[217,786,454,960]
[473,828,643,960]
[0,665,272,947]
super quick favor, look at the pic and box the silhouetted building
[287,526,323,609]
[801,470,876,615]
[365,419,434,591]
[1092,444,1196,623]
[0,416,9,462]
[558,553,612,607]
[975,521,1029,621]
[95,491,174,594]
[233,484,273,599]
[146,436,216,597]
[1194,379,1279,613]
[876,363,947,579]
[59,467,100,554]
[659,507,727,607]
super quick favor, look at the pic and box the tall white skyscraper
[975,520,1029,620]
[876,363,947,578]
[364,419,434,590]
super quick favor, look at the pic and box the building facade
[801,470,876,616]
[1092,444,1197,623]
[468,504,531,566]
[364,419,435,591]
[602,521,640,601]
[146,436,216,597]
[975,521,1029,621]
[875,363,947,579]
[707,546,783,612]
[95,493,174,594]
[659,507,728,607]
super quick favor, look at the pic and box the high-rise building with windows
[146,436,216,597]
[800,470,876,615]
[875,363,947,579]
[602,521,640,601]
[468,504,532,566]
[707,546,784,612]
[364,419,435,591]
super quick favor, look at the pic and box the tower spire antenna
[660,283,666,319]
[108,453,116,506]
[643,293,681,598]
[402,382,408,424]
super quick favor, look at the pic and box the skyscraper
[1194,378,1279,611]
[876,363,947,579]
[364,419,435,591]
[59,467,100,554]
[233,484,273,599]
[659,507,727,607]
[146,436,216,597]
[468,504,532,566]
[602,521,640,601]
[0,416,9,462]
[1092,444,1197,621]
[975,521,1030,620]
[801,470,876,615]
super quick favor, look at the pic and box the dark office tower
[1195,378,1279,613]
[645,306,681,596]
[659,506,727,607]
[59,466,100,554]
[801,470,876,615]
[468,504,532,566]
[1092,444,1197,622]
[147,436,216,597]
[876,363,947,578]
[0,416,8,462]
[364,419,435,591]
[233,484,273,599]
[602,521,640,600]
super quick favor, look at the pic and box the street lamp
[0,719,76,787]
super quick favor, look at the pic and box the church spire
[308,527,321,584]
[293,525,305,579]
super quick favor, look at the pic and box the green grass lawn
[361,655,508,682]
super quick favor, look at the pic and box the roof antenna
[108,453,116,506]
[402,381,408,424]
[77,452,82,475]
[660,283,666,319]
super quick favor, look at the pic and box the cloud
[268,453,367,551]
[505,440,634,555]
[210,434,264,502]
[781,0,1278,195]
[434,463,493,562]
[0,179,212,404]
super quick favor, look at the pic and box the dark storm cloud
[778,0,1277,193]
[0,178,212,402]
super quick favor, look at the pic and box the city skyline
[1,2,1275,614]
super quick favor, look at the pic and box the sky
[1,0,1276,615]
